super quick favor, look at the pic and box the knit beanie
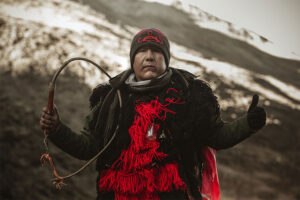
[130,28,170,68]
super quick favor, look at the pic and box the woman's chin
[141,71,158,81]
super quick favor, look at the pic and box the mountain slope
[0,0,299,199]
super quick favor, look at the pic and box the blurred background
[0,0,299,199]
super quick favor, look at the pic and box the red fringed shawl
[200,147,220,200]
[98,89,186,200]
[98,88,220,200]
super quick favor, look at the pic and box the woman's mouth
[143,65,155,70]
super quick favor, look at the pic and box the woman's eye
[139,48,147,52]
[151,47,161,53]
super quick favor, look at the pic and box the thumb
[53,104,57,112]
[53,104,60,118]
[248,94,259,113]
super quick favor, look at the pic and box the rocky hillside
[0,0,299,199]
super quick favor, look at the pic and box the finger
[41,118,53,125]
[248,94,259,112]
[42,113,54,120]
[40,123,51,129]
[53,104,58,115]
[43,107,51,115]
[53,104,60,122]
[40,119,52,129]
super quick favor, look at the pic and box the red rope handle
[40,153,66,189]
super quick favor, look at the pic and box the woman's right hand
[40,105,61,134]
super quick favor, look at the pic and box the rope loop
[41,57,122,188]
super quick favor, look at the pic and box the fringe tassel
[115,192,160,200]
[99,89,186,199]
[156,162,186,193]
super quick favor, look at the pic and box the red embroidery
[136,29,166,38]
[165,88,185,106]
[98,89,186,200]
[151,28,167,38]
[136,29,149,36]
[137,30,164,44]
[166,88,178,93]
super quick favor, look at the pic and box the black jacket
[49,68,255,199]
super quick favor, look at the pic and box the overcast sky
[193,0,300,55]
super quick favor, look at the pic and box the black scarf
[125,69,173,92]
[95,68,174,148]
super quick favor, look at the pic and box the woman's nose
[146,49,154,60]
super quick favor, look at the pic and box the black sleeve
[207,115,255,150]
[192,80,253,150]
[48,120,99,160]
[48,83,111,160]
[189,80,255,150]
[187,79,223,143]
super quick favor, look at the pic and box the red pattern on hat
[137,30,164,44]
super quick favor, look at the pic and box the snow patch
[171,44,300,110]
[1,0,299,111]
[143,0,300,60]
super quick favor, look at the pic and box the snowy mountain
[144,0,300,61]
[0,0,299,199]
